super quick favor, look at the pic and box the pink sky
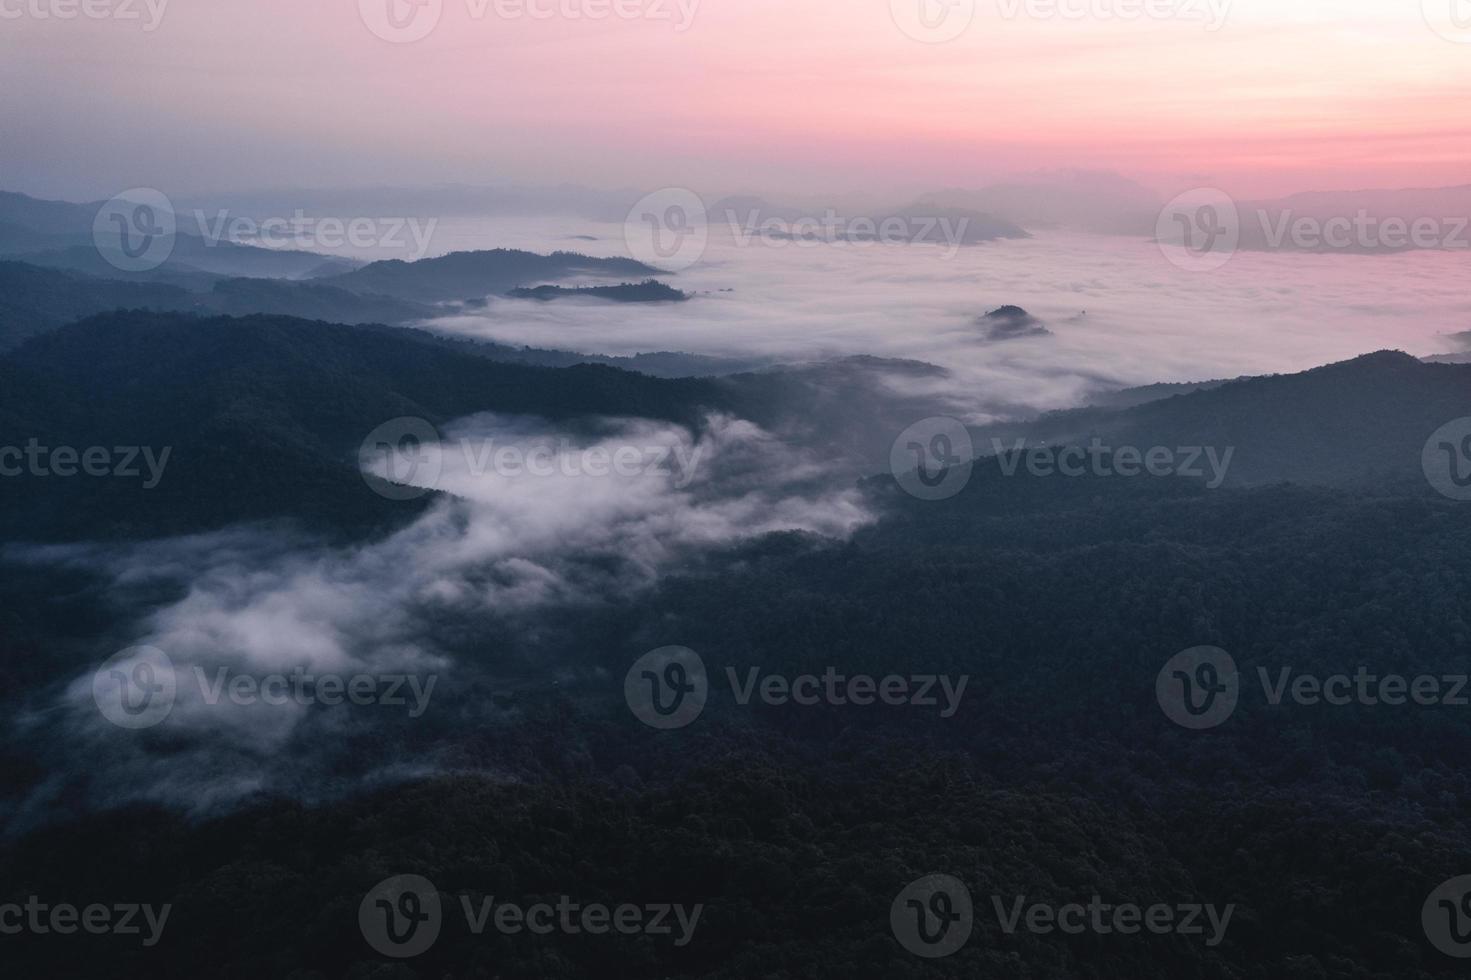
[1,0,1468,200]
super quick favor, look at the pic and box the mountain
[319,249,666,303]
[710,195,1030,244]
[975,351,1471,488]
[920,171,1163,235]
[200,277,433,323]
[0,191,349,280]
[0,312,727,542]
[0,261,434,349]
[0,261,195,351]
[507,280,690,303]
[976,305,1050,341]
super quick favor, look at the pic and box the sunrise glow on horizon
[2,0,1468,200]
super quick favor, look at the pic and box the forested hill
[979,350,1471,488]
[318,249,665,302]
[0,311,726,541]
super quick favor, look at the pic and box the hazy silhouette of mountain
[319,249,666,303]
[201,277,433,323]
[0,190,351,280]
[710,195,1029,243]
[0,261,194,351]
[920,171,1163,235]
[977,351,1470,487]
[507,280,689,303]
[0,261,439,346]
[1084,377,1235,409]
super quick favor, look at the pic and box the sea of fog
[311,217,1471,421]
[12,218,1468,821]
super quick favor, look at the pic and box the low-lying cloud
[4,414,869,829]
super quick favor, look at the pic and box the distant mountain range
[0,191,341,281]
[708,195,1030,245]
[315,249,664,303]
[507,280,688,303]
[920,174,1471,254]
